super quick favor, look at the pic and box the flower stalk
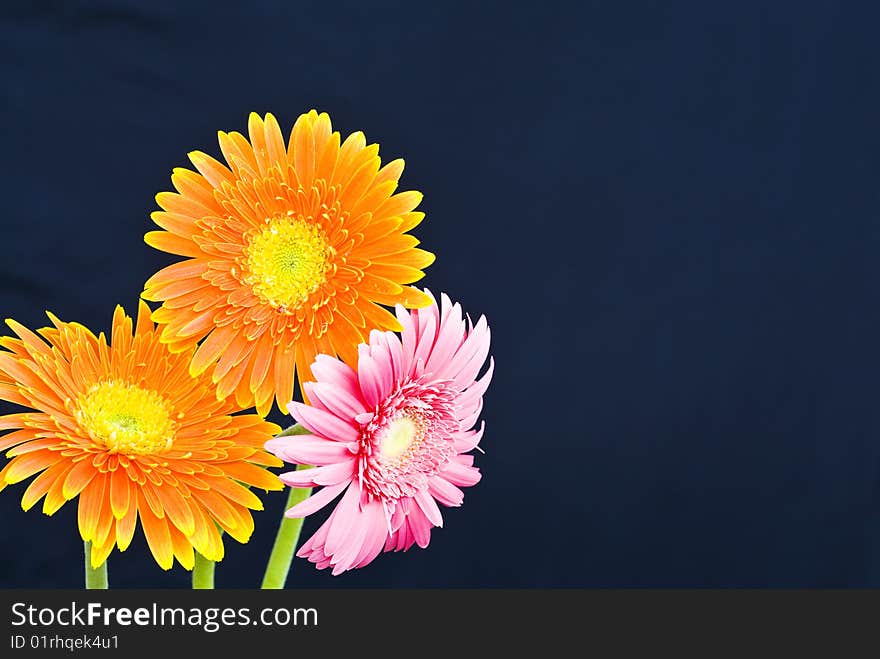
[192,552,215,589]
[261,423,312,589]
[83,541,108,589]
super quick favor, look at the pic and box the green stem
[275,423,310,437]
[192,551,215,589]
[262,423,313,589]
[261,466,313,589]
[83,541,108,590]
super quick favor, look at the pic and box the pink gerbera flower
[266,291,492,575]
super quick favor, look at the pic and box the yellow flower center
[243,217,331,312]
[75,381,175,455]
[379,415,424,461]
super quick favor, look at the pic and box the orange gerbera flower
[142,110,435,416]
[0,302,282,570]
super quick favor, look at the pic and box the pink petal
[414,489,443,527]
[389,523,414,552]
[407,506,434,549]
[357,350,386,408]
[440,315,490,384]
[396,303,417,377]
[389,501,406,534]
[367,330,395,394]
[296,516,331,557]
[307,381,367,419]
[325,484,363,557]
[371,328,404,386]
[352,500,389,569]
[284,480,349,518]
[266,435,353,466]
[311,353,358,390]
[330,513,371,574]
[457,359,494,426]
[428,476,465,507]
[455,453,475,467]
[425,300,465,376]
[453,422,485,453]
[280,460,355,487]
[412,305,438,368]
[288,401,360,442]
[329,498,377,573]
[452,332,492,389]
[458,357,494,408]
[458,395,484,431]
[439,459,482,487]
[384,329,405,385]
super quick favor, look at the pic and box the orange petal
[368,285,433,309]
[191,488,240,530]
[375,190,423,219]
[398,211,425,232]
[247,113,270,176]
[263,113,287,178]
[109,468,131,520]
[0,412,35,430]
[115,496,138,551]
[315,130,340,182]
[154,484,196,536]
[150,210,198,237]
[358,233,419,259]
[0,429,38,452]
[248,332,274,394]
[254,370,276,418]
[367,262,427,285]
[204,477,264,510]
[188,150,234,189]
[62,459,97,499]
[339,156,380,209]
[143,259,210,290]
[92,493,115,550]
[351,179,397,219]
[273,345,297,413]
[189,500,224,562]
[6,437,60,457]
[357,299,404,333]
[137,489,174,570]
[42,465,72,516]
[166,523,195,571]
[214,501,254,544]
[144,231,202,258]
[328,313,364,368]
[155,191,214,221]
[359,272,404,297]
[77,474,107,542]
[143,276,209,302]
[135,300,155,337]
[294,343,318,401]
[190,326,237,376]
[378,246,434,271]
[139,482,165,518]
[5,450,63,484]
[21,461,72,511]
[89,536,115,569]
[291,111,316,187]
[220,461,281,491]
[171,168,224,212]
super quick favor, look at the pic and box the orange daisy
[142,110,435,416]
[0,301,282,570]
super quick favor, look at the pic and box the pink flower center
[357,378,459,501]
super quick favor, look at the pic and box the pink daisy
[265,290,493,575]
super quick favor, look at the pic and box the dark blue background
[1,1,879,587]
